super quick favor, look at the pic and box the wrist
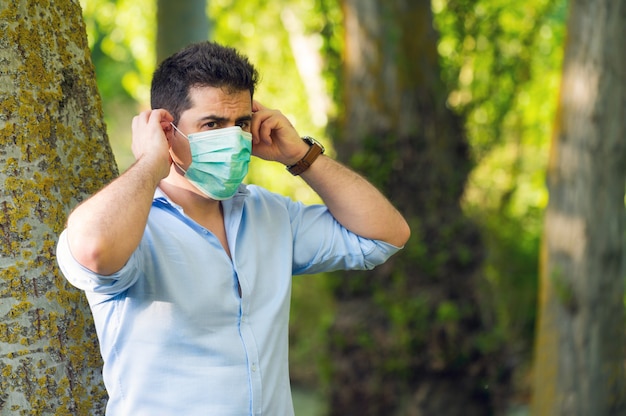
[284,145,310,167]
[286,136,325,176]
[135,154,171,184]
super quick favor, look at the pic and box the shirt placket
[237,291,263,415]
[226,194,263,415]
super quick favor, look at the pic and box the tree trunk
[532,1,626,415]
[0,0,117,413]
[156,0,210,64]
[327,1,503,414]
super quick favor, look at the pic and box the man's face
[171,85,252,169]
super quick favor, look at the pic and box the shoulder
[238,184,313,222]
[243,184,295,206]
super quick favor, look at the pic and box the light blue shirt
[56,184,401,415]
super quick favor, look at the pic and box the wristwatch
[286,136,325,176]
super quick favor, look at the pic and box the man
[56,41,410,415]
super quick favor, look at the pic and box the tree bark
[327,0,502,414]
[532,1,626,415]
[0,0,117,413]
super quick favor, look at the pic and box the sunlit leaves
[80,0,155,104]
[433,0,569,362]
[433,0,567,223]
[434,0,566,155]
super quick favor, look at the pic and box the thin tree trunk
[0,0,117,413]
[532,0,626,414]
[156,0,210,64]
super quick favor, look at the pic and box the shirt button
[251,364,257,372]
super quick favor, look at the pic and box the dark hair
[150,41,259,122]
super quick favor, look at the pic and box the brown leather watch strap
[287,136,325,176]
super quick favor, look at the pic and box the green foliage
[289,274,334,388]
[434,0,568,236]
[80,0,156,170]
[81,0,155,104]
[312,0,344,118]
[479,212,542,352]
[437,301,461,323]
[348,132,400,190]
[434,0,568,155]
[432,0,568,376]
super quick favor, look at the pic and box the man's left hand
[250,100,309,166]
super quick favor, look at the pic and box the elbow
[394,220,411,247]
[375,214,411,248]
[66,230,114,275]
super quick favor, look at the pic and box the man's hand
[250,101,309,166]
[131,109,174,181]
[66,109,176,275]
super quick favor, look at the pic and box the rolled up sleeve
[56,229,141,297]
[289,203,402,275]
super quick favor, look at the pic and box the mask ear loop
[170,122,188,139]
[169,122,188,174]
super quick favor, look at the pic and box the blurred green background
[80,0,569,413]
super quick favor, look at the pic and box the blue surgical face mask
[171,124,252,200]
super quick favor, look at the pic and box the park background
[0,0,623,415]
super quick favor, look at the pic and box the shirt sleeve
[286,200,402,275]
[56,229,142,297]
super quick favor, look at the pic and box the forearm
[300,155,410,247]
[249,102,409,246]
[66,157,163,275]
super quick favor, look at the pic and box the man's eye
[202,121,218,129]
[236,121,250,130]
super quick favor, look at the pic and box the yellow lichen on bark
[1,0,117,413]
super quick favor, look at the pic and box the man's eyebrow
[196,114,253,123]
[236,114,253,122]
[197,115,228,123]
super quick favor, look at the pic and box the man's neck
[159,174,222,220]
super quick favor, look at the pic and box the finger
[252,108,282,139]
[250,109,268,144]
[258,118,277,144]
[150,110,175,139]
[251,114,274,145]
[154,108,174,124]
[252,100,266,113]
[160,120,173,134]
[147,109,168,127]
[132,111,149,131]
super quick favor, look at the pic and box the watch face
[303,136,324,152]
[288,137,325,175]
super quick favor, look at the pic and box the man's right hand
[131,109,174,182]
[66,109,175,276]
